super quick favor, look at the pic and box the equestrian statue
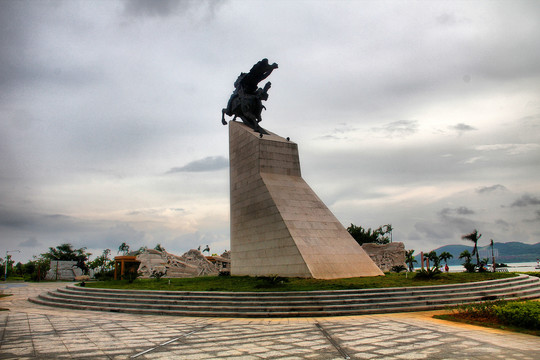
[221,59,278,135]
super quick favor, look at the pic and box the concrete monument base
[229,121,384,279]
[362,242,406,272]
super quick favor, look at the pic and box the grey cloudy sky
[1,0,539,264]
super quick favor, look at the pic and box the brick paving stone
[2,282,540,360]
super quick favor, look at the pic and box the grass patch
[435,300,540,336]
[84,272,516,292]
[522,271,540,279]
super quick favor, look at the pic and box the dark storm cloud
[1,1,540,262]
[523,210,540,223]
[0,1,101,91]
[449,123,477,135]
[511,194,540,207]
[519,114,540,128]
[124,0,182,17]
[436,12,466,26]
[439,207,475,217]
[495,219,510,230]
[79,223,146,250]
[167,156,228,173]
[456,207,475,215]
[3,208,148,252]
[476,184,507,194]
[0,208,36,229]
[371,120,419,138]
[0,208,88,233]
[123,0,224,18]
[411,203,480,244]
[19,237,42,248]
[414,221,454,241]
[0,1,27,85]
[414,206,478,244]
[317,124,358,141]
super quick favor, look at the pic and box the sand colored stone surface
[3,282,540,360]
[362,242,407,272]
[136,249,221,278]
[229,121,384,279]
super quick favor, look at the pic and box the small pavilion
[113,255,140,280]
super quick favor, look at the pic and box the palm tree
[405,249,417,272]
[461,229,482,267]
[439,251,453,266]
[384,224,393,243]
[459,250,471,262]
[427,251,440,269]
[459,250,475,272]
[490,239,496,271]
[118,242,130,255]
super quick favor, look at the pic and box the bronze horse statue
[221,59,278,134]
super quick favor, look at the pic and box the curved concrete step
[57,274,531,298]
[53,275,537,302]
[29,274,540,317]
[46,280,538,308]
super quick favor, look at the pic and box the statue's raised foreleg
[221,109,228,125]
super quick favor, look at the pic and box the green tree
[23,256,50,281]
[459,250,475,273]
[490,239,496,271]
[154,244,165,252]
[461,229,482,268]
[347,224,391,246]
[137,246,148,254]
[89,249,114,280]
[438,251,453,266]
[1,256,16,278]
[480,257,490,271]
[89,249,112,273]
[118,242,130,255]
[384,224,393,243]
[14,262,24,276]
[42,243,91,275]
[405,249,417,272]
[427,251,440,269]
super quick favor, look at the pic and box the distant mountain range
[413,242,540,265]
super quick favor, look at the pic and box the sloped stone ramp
[29,274,540,318]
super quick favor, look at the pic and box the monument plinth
[229,121,383,279]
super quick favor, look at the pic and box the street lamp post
[4,250,20,281]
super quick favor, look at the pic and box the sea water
[444,261,539,273]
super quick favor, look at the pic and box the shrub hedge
[493,301,540,330]
[451,300,540,331]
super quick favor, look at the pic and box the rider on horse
[222,59,278,135]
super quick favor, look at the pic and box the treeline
[1,242,164,281]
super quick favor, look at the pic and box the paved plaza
[1,282,538,359]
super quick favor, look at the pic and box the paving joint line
[44,313,74,359]
[130,323,212,358]
[0,313,8,349]
[25,312,37,358]
[315,322,350,360]
[0,312,110,344]
[65,315,114,359]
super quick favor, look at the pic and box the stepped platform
[29,274,540,318]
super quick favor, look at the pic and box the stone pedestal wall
[362,242,406,272]
[45,260,82,281]
[136,249,223,278]
[229,121,383,279]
